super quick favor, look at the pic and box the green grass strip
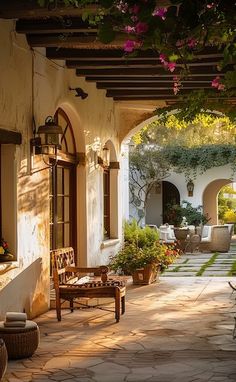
[196,253,219,276]
[227,260,236,276]
[170,258,189,273]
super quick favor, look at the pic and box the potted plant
[0,238,14,262]
[109,220,180,284]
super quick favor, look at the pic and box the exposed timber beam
[16,18,97,34]
[96,82,213,89]
[0,129,22,145]
[67,60,221,69]
[46,47,223,61]
[0,2,97,19]
[76,67,227,77]
[85,75,224,82]
[113,95,236,101]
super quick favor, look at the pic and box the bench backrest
[51,247,76,286]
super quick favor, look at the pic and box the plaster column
[110,168,119,239]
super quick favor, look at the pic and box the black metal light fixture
[69,87,88,99]
[187,179,194,197]
[102,146,110,167]
[30,116,63,167]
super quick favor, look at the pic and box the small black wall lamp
[69,87,88,99]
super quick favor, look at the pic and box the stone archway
[203,179,232,225]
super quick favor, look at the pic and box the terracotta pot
[132,264,160,285]
[174,228,189,240]
[0,339,8,381]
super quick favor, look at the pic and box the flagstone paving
[163,249,236,277]
[3,276,236,382]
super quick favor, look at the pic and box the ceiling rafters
[0,2,232,102]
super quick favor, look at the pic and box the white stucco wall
[0,19,123,318]
[144,165,236,226]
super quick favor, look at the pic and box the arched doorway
[203,179,233,225]
[146,181,180,226]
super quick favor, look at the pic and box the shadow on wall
[0,258,47,320]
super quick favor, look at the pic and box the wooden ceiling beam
[67,60,221,69]
[113,95,236,101]
[16,18,97,34]
[86,75,223,82]
[76,67,226,77]
[46,47,223,61]
[107,89,212,97]
[97,82,212,89]
[0,2,97,19]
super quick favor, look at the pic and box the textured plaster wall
[0,19,123,318]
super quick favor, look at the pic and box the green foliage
[154,92,236,125]
[123,220,159,248]
[161,144,236,180]
[109,220,180,274]
[218,186,236,222]
[180,201,210,226]
[163,203,183,227]
[98,23,116,44]
[163,201,210,227]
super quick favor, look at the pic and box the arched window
[49,109,77,251]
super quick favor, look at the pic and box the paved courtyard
[3,275,236,382]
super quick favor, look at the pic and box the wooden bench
[51,247,126,322]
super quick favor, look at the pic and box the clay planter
[0,339,8,381]
[132,264,160,285]
[173,228,189,240]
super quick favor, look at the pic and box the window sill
[100,239,120,249]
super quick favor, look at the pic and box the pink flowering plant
[73,0,236,95]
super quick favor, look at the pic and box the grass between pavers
[227,260,236,276]
[170,258,189,272]
[196,252,219,276]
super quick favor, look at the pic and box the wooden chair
[51,247,126,322]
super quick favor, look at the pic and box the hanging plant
[34,0,235,96]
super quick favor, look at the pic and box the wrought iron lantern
[31,116,63,166]
[187,180,194,197]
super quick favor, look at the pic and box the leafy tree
[129,144,170,223]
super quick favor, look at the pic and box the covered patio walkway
[4,276,236,382]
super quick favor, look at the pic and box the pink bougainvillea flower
[123,40,136,53]
[207,2,215,8]
[152,7,167,20]
[130,4,140,14]
[187,38,197,48]
[173,75,182,95]
[135,21,148,34]
[176,39,184,48]
[211,76,225,91]
[217,83,225,91]
[167,62,176,72]
[159,53,167,64]
[211,76,220,88]
[116,1,128,13]
[131,15,138,22]
[124,25,135,33]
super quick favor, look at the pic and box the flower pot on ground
[132,264,161,285]
[109,220,180,284]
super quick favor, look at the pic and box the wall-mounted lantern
[187,179,194,197]
[102,146,110,168]
[30,116,63,167]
